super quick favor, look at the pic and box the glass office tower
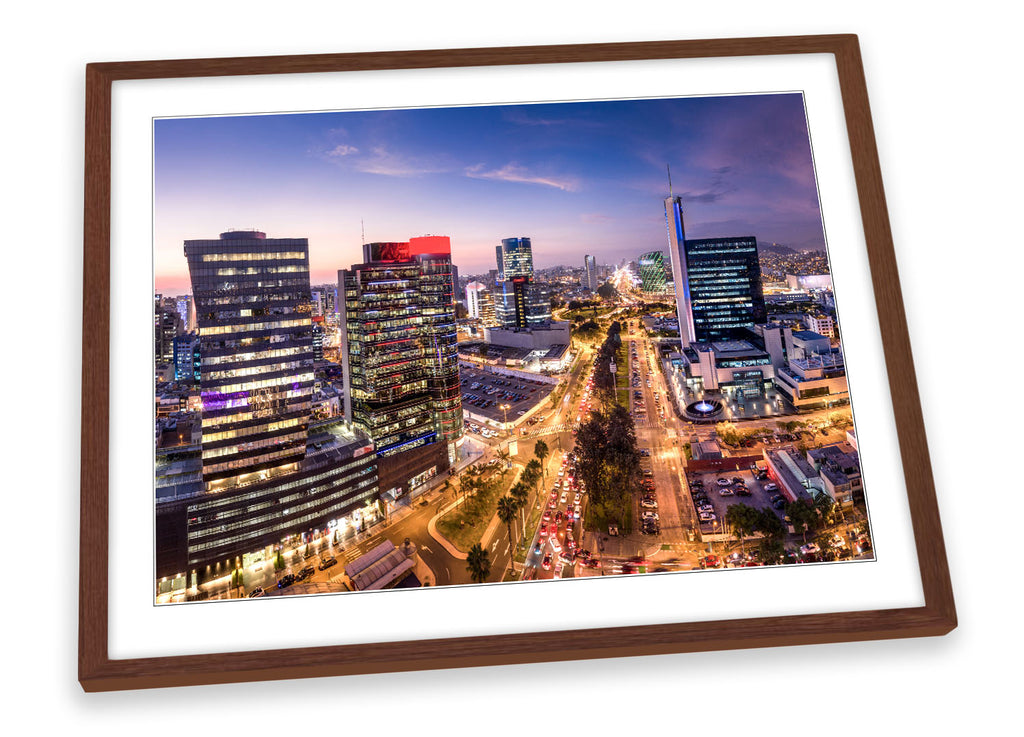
[638,250,668,294]
[664,196,765,346]
[184,229,315,486]
[339,238,461,496]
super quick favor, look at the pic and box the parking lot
[460,365,554,431]
[686,467,786,536]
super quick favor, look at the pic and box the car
[576,548,591,560]
[559,551,575,564]
[855,536,873,554]
[716,477,732,486]
[763,482,778,492]
[731,476,743,484]
[735,486,752,496]
[641,511,659,521]
[296,564,316,581]
[542,510,552,522]
[719,487,735,496]
[725,552,747,566]
[699,555,720,569]
[799,543,820,556]
[277,574,296,589]
[318,556,338,570]
[641,499,658,509]
[247,587,265,598]
[573,504,582,518]
[559,492,568,504]
[541,554,552,570]
[772,498,787,510]
[583,558,602,569]
[573,492,582,504]
[549,536,562,553]
[533,539,543,555]
[548,497,558,510]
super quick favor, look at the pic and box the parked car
[799,542,820,556]
[699,555,720,569]
[247,587,265,598]
[296,565,315,581]
[277,574,296,589]
[318,556,338,571]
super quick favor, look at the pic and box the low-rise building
[807,442,863,506]
[762,445,821,504]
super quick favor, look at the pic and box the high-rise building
[154,295,181,366]
[638,251,668,294]
[184,230,315,485]
[497,237,533,279]
[175,295,196,333]
[172,333,200,384]
[339,237,461,496]
[409,235,463,465]
[494,236,549,329]
[583,254,598,291]
[160,229,379,587]
[467,281,498,327]
[664,196,766,346]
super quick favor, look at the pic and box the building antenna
[667,164,673,197]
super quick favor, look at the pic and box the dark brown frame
[80,34,955,692]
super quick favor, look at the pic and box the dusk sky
[154,93,825,294]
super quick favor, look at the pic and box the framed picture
[80,34,955,692]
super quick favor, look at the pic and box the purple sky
[154,93,824,294]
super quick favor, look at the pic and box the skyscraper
[638,250,668,294]
[161,229,379,587]
[339,237,461,496]
[583,254,598,291]
[184,229,315,485]
[664,196,766,346]
[494,236,549,329]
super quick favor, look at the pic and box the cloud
[464,162,580,192]
[581,213,614,224]
[326,144,359,157]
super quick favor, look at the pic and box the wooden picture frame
[80,34,955,692]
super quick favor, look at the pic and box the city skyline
[155,93,824,293]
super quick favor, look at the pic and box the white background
[3,1,1017,733]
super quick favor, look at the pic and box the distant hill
[760,243,799,256]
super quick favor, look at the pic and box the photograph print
[153,92,874,605]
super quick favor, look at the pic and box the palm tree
[497,495,519,560]
[525,459,542,491]
[510,482,529,532]
[534,439,550,479]
[466,542,491,583]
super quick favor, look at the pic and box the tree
[597,282,617,300]
[273,550,285,572]
[495,447,510,474]
[466,542,491,583]
[524,458,542,490]
[455,302,469,319]
[758,537,786,566]
[497,495,519,558]
[786,500,817,542]
[510,482,530,532]
[814,493,838,528]
[725,503,760,552]
[533,439,550,478]
[756,507,786,541]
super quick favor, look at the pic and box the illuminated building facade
[583,254,598,291]
[664,196,766,346]
[157,229,379,590]
[638,250,668,294]
[338,237,461,497]
[494,236,550,328]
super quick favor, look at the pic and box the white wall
[5,1,1015,733]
